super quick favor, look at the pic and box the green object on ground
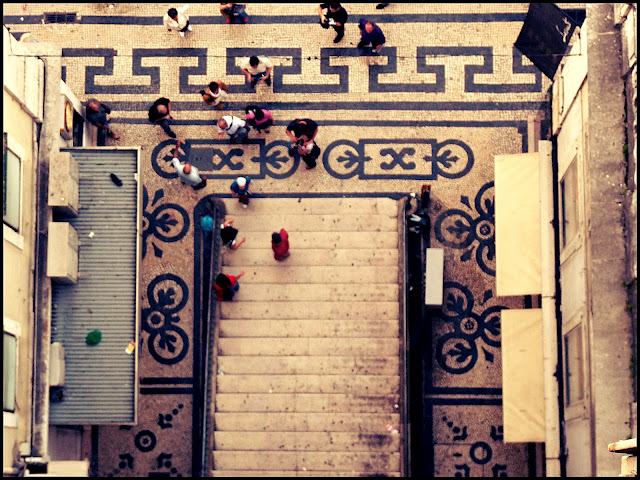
[86,329,102,345]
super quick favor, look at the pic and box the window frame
[3,133,26,249]
[563,323,585,407]
[3,317,21,428]
[559,156,579,250]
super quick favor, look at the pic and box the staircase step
[230,214,397,233]
[211,470,402,477]
[219,302,399,320]
[214,412,401,432]
[218,356,399,375]
[219,319,400,338]
[224,231,398,249]
[228,284,398,302]
[223,197,399,216]
[214,431,401,452]
[216,375,400,394]
[212,451,400,472]
[222,266,399,284]
[218,338,400,356]
[215,393,400,413]
[223,248,399,267]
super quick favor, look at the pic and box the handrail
[199,203,222,476]
[400,196,411,477]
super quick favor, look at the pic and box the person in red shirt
[213,271,244,301]
[271,228,290,261]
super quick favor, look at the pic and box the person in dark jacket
[220,218,246,250]
[86,99,120,146]
[148,97,177,138]
[317,3,348,43]
[357,18,386,54]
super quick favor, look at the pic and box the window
[3,331,17,413]
[564,325,584,405]
[560,159,578,248]
[3,133,22,232]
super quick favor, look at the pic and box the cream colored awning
[501,308,545,443]
[494,153,542,296]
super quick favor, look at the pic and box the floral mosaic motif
[142,187,190,260]
[435,281,506,375]
[142,273,190,366]
[434,181,496,276]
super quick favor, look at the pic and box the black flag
[514,3,578,79]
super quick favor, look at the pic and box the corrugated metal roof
[51,148,140,425]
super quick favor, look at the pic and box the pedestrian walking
[286,118,320,169]
[220,218,246,250]
[214,271,245,301]
[230,176,252,208]
[200,81,229,109]
[163,5,192,37]
[245,105,274,134]
[272,228,290,261]
[171,140,207,190]
[357,18,386,54]
[85,99,120,146]
[217,115,250,144]
[240,55,273,90]
[149,97,177,138]
[317,3,348,43]
[220,3,249,23]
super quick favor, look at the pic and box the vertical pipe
[551,135,568,476]
[539,140,561,476]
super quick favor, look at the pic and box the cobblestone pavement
[4,3,556,476]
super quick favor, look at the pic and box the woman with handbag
[220,3,249,24]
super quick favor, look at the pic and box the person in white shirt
[239,55,274,90]
[171,140,207,190]
[217,116,250,144]
[163,5,192,37]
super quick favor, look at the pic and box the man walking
[85,99,119,146]
[286,118,320,169]
[217,115,250,144]
[149,97,177,138]
[317,3,348,43]
[272,229,290,261]
[240,55,273,90]
[220,3,249,24]
[163,5,192,37]
[220,218,246,250]
[171,140,207,190]
[200,81,229,109]
[230,176,252,208]
[358,18,386,54]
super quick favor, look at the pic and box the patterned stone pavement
[3,3,559,476]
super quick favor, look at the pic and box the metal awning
[50,148,141,425]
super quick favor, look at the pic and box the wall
[3,27,43,473]
[552,5,636,475]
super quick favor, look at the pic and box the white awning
[494,152,542,296]
[501,308,545,443]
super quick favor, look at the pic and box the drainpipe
[26,40,62,472]
[539,139,563,476]
[550,134,568,476]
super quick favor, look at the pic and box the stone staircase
[211,197,403,477]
